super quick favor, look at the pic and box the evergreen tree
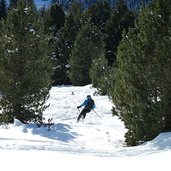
[0,0,53,123]
[9,0,18,7]
[69,23,104,86]
[83,0,111,32]
[68,0,83,19]
[53,13,81,85]
[92,0,135,96]
[109,0,171,146]
[39,3,65,85]
[51,1,83,85]
[39,3,65,35]
[9,0,35,8]
[104,0,135,66]
[0,0,7,19]
[135,0,171,133]
[48,3,65,35]
[38,5,50,33]
[90,54,110,95]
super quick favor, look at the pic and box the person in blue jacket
[77,95,95,122]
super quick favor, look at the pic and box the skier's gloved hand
[77,106,81,109]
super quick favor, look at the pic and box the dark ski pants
[77,108,91,122]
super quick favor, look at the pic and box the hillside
[0,85,171,171]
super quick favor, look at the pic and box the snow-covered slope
[0,85,126,154]
[0,85,171,171]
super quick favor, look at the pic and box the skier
[77,95,95,122]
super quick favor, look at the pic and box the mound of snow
[145,132,171,150]
[13,118,24,126]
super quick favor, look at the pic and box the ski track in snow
[0,85,171,157]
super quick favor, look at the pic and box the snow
[0,85,171,171]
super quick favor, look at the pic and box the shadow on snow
[30,123,78,143]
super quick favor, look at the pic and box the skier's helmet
[87,95,91,99]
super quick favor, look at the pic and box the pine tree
[51,1,83,85]
[0,0,7,19]
[90,54,110,95]
[104,0,135,66]
[48,3,65,35]
[53,14,81,85]
[135,0,171,133]
[69,23,104,86]
[0,0,53,123]
[68,0,83,19]
[109,0,171,146]
[9,0,18,7]
[39,3,65,35]
[9,0,35,8]
[83,1,111,32]
[39,3,66,86]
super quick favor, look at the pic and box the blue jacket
[80,99,96,109]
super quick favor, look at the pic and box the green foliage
[92,0,135,96]
[39,3,66,86]
[104,0,135,66]
[0,0,7,19]
[53,14,81,85]
[109,0,171,146]
[43,3,65,35]
[90,54,110,95]
[9,0,35,8]
[0,0,53,123]
[68,0,83,19]
[83,1,111,32]
[156,24,171,132]
[69,23,104,86]
[9,0,18,7]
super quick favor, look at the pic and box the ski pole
[93,109,102,119]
